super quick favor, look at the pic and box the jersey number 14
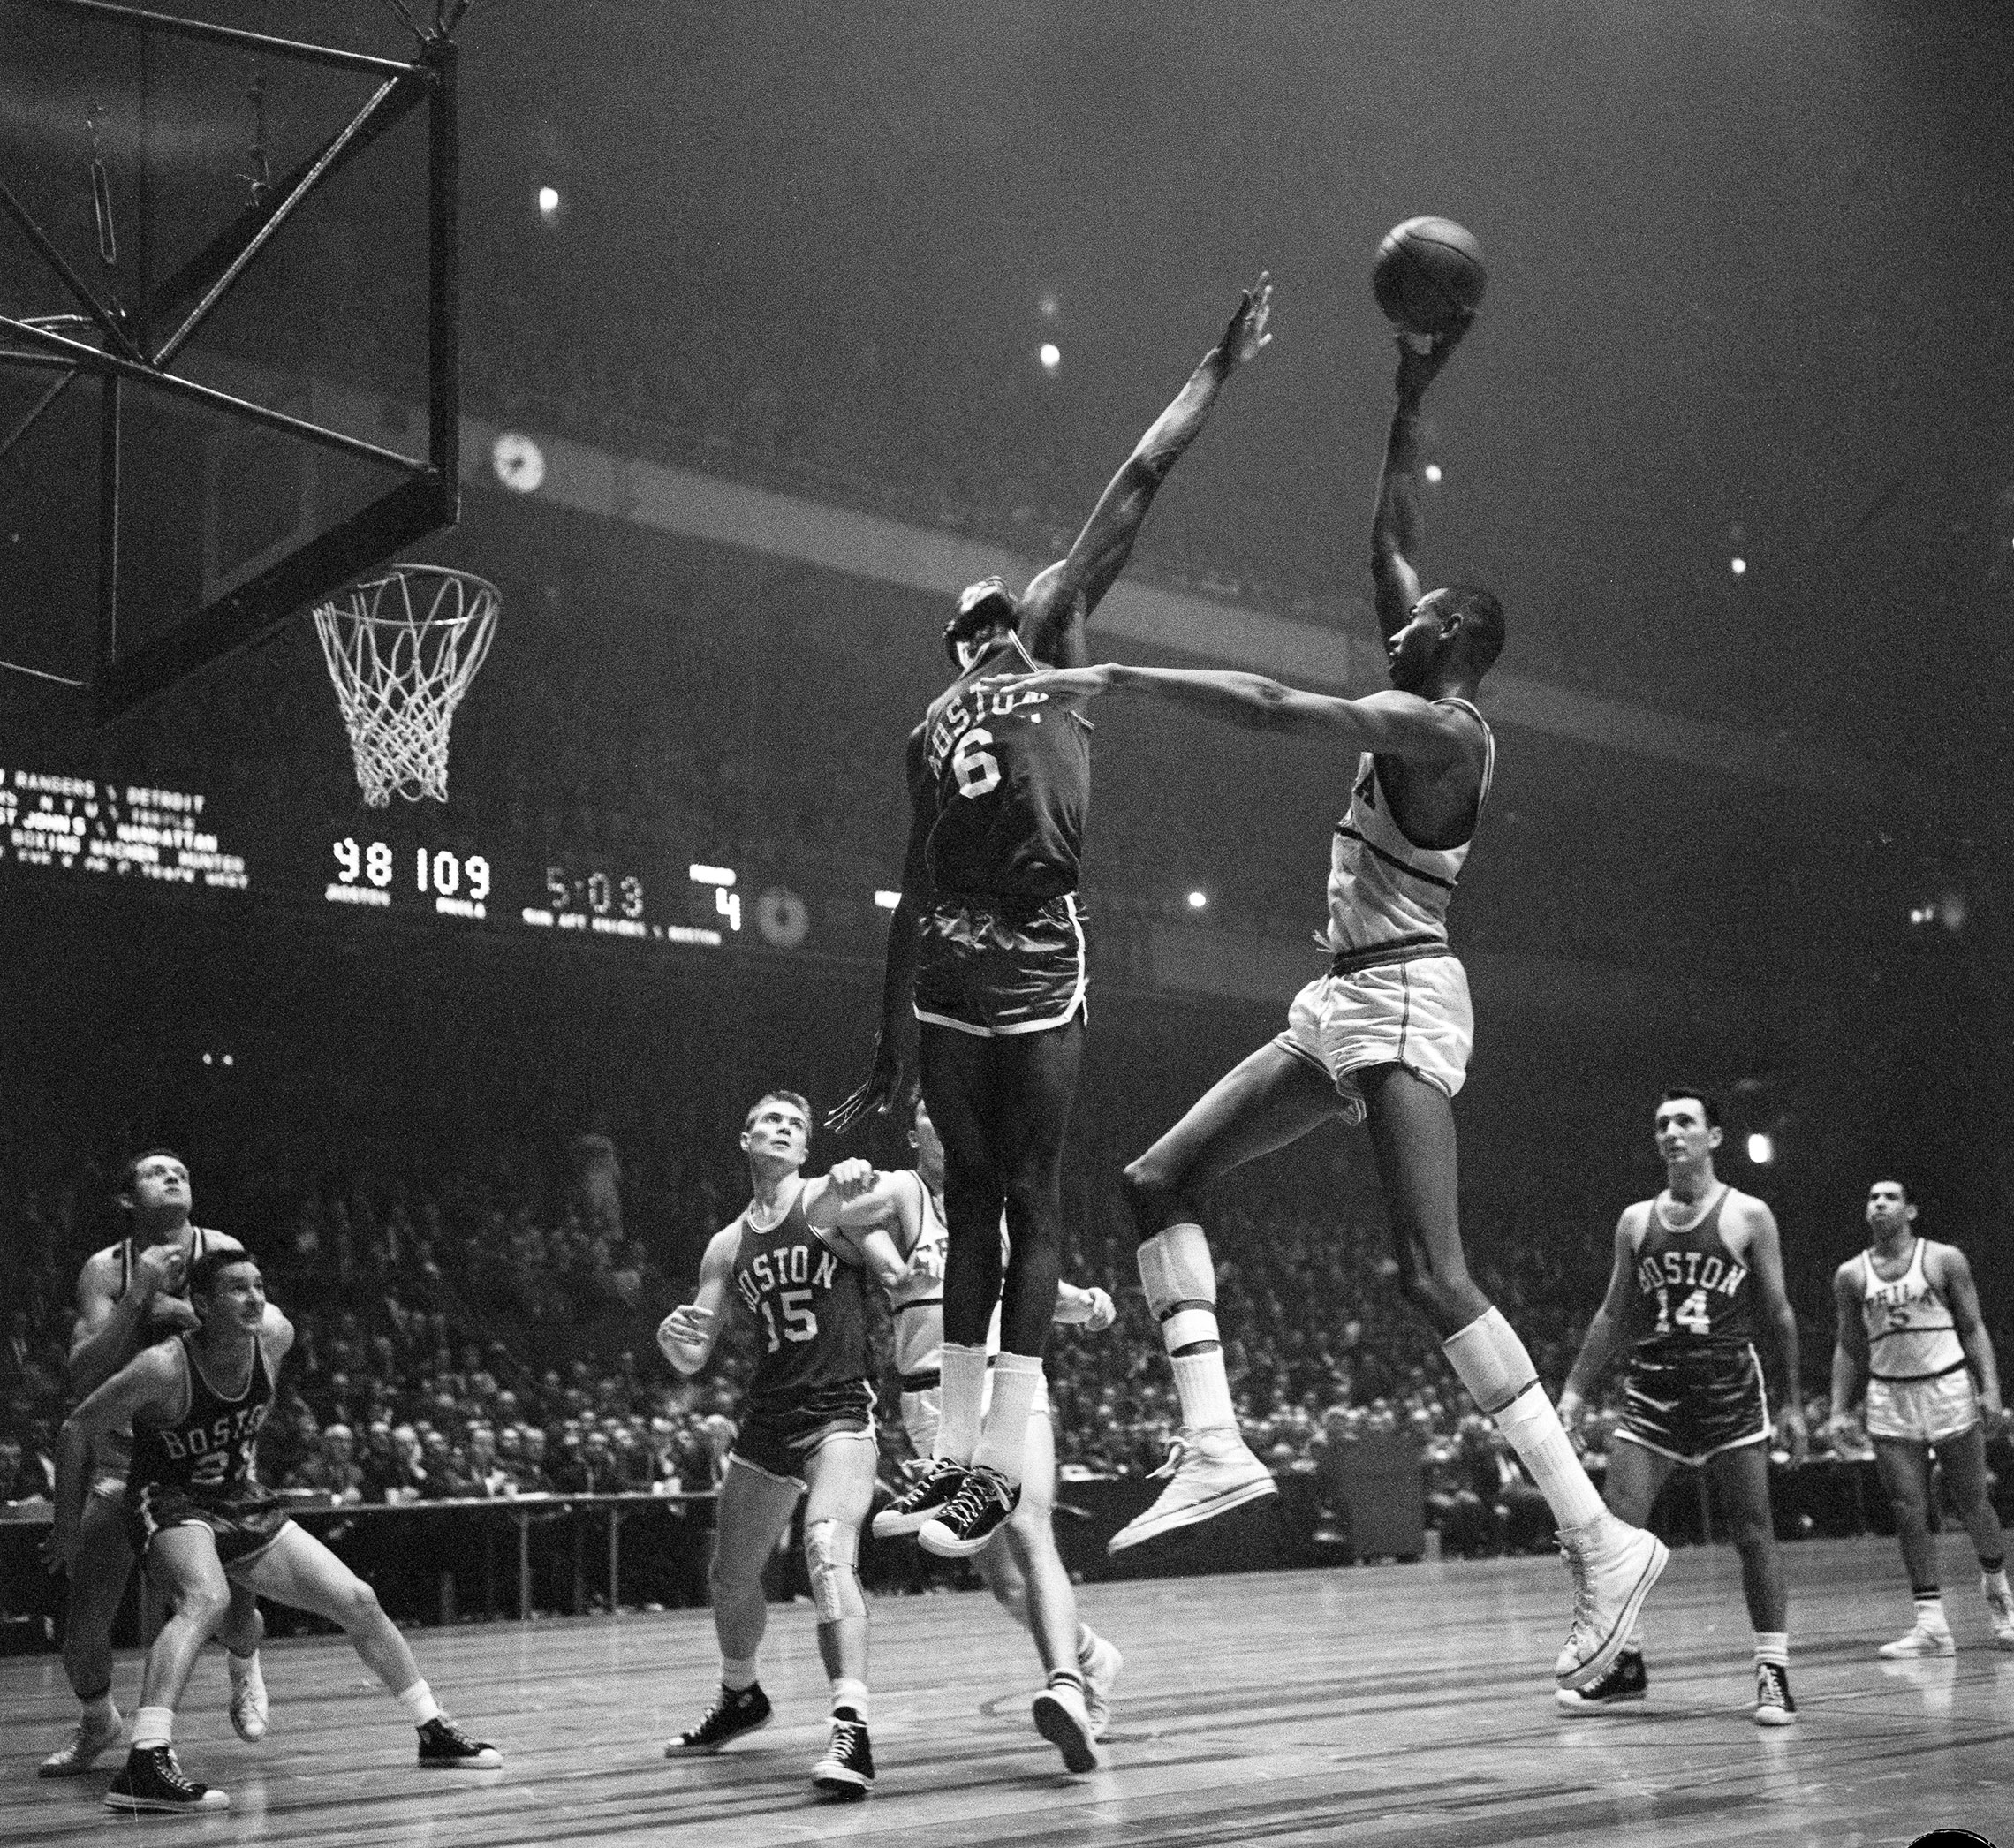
[1654,1286,1712,1337]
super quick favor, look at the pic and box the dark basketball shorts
[129,1481,293,1566]
[912,893,1086,1037]
[731,1384,876,1490]
[1614,1342,1772,1466]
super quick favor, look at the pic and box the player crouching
[53,1249,501,1811]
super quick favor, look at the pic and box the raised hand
[1219,270,1275,370]
[825,1049,906,1136]
[825,1156,878,1201]
[1394,313,1472,405]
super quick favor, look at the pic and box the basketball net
[311,564,499,807]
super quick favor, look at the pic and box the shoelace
[826,1718,865,1760]
[1560,1535,1597,1634]
[897,1462,961,1508]
[1147,1437,1187,1482]
[945,1467,1009,1525]
[146,1748,201,1796]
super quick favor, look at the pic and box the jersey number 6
[951,728,1002,799]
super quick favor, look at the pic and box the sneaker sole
[420,1753,504,1769]
[1878,1641,1956,1658]
[1753,1707,1797,1727]
[1107,1473,1278,1554]
[1558,1536,1670,1692]
[810,1769,871,1799]
[870,1507,943,1540]
[40,1753,119,1779]
[1554,1688,1647,1712]
[104,1793,230,1812]
[918,1517,1006,1560]
[666,1712,772,1755]
[1032,1694,1100,1773]
[231,1714,269,1744]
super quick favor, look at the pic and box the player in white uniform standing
[1002,323,1666,1693]
[863,1098,1122,1770]
[1828,1177,2013,1655]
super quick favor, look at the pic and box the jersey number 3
[951,728,1002,799]
[757,1289,818,1352]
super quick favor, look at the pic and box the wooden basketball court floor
[5,1534,2010,1847]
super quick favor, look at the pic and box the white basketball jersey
[1859,1239,1965,1382]
[1325,698,1493,971]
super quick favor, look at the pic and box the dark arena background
[4,3,2013,1844]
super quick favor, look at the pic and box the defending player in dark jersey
[659,1090,905,1801]
[829,276,1274,1560]
[52,1249,499,1812]
[38,1149,269,1777]
[997,323,1665,1695]
[1559,1089,1807,1724]
[1828,1177,2013,1655]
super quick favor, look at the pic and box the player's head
[187,1248,264,1328]
[1865,1177,1917,1237]
[1654,1088,1722,1163]
[943,576,1017,670]
[117,1148,191,1224]
[908,1094,945,1185]
[1389,585,1504,693]
[741,1090,813,1172]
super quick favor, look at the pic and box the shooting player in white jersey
[863,1098,1122,1771]
[1828,1177,2013,1655]
[1002,322,1666,1695]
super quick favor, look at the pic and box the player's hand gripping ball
[1372,216,1487,337]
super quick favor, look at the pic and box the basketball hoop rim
[310,562,500,624]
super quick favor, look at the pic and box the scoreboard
[2,761,879,958]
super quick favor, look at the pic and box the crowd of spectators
[5,1091,1964,1575]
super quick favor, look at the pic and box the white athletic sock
[1912,1591,1950,1632]
[721,1655,760,1693]
[1983,1564,2011,1602]
[1047,1667,1084,1691]
[936,1343,988,1464]
[830,1678,867,1720]
[1170,1350,1238,1433]
[397,1679,442,1727]
[971,1352,1043,1486]
[1753,1631,1789,1669]
[132,1707,173,1751]
[1442,1310,1607,1531]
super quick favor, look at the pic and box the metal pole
[96,375,122,675]
[12,0,417,76]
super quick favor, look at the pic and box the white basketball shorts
[1274,953,1474,1125]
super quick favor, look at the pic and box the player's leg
[1930,1422,2014,1646]
[103,1524,235,1813]
[1109,1041,1340,1550]
[670,1456,800,1751]
[1003,1413,1105,1769]
[236,1523,499,1765]
[218,1579,269,1743]
[801,1429,879,1799]
[41,1488,136,1776]
[957,1019,1083,1520]
[1556,1438,1670,1714]
[1871,1436,1955,1655]
[918,1020,1005,1474]
[1359,1062,1664,1688]
[1707,1443,1795,1723]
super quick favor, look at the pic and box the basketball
[1372,216,1487,337]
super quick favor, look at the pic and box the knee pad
[1138,1223,1218,1352]
[803,1519,866,1625]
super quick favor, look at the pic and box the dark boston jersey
[1631,1187,1754,1359]
[915,632,1091,900]
[731,1189,873,1415]
[128,1332,274,1501]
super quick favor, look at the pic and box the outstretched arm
[656,1228,739,1376]
[829,731,931,1134]
[53,1344,179,1570]
[1557,1214,1646,1433]
[1019,275,1272,667]
[1370,322,1469,639]
[1742,1202,1807,1465]
[995,664,1478,769]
